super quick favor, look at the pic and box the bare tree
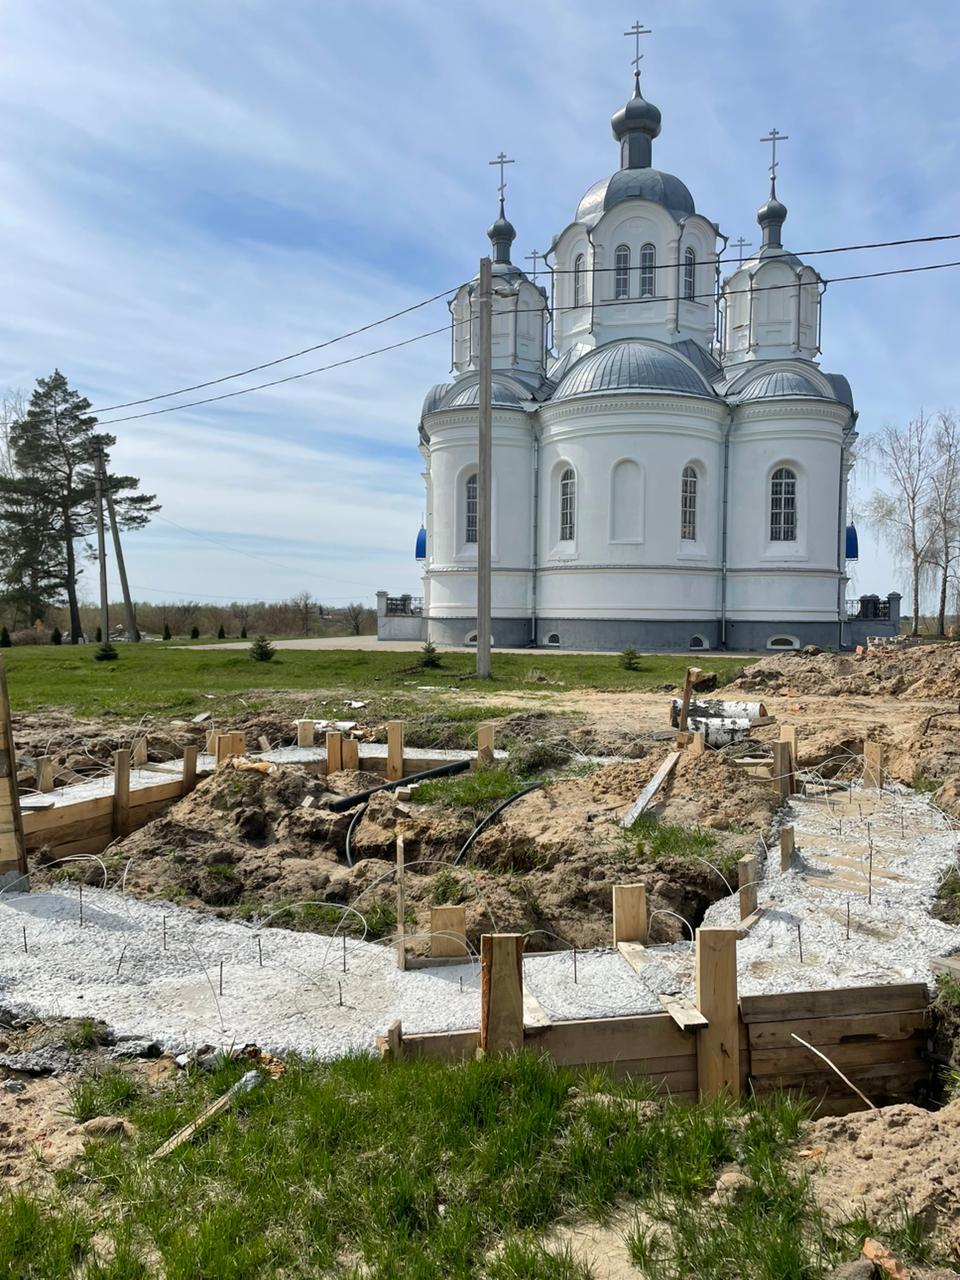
[290,591,313,636]
[344,602,369,636]
[925,412,960,637]
[864,412,938,636]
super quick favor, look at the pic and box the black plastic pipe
[452,783,543,865]
[327,758,471,813]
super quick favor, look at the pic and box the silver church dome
[552,340,715,401]
[737,370,833,401]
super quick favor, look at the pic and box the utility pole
[94,447,110,643]
[99,448,140,642]
[476,255,493,678]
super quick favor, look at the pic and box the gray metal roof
[421,383,452,417]
[552,340,715,401]
[444,379,526,408]
[575,168,695,224]
[737,370,831,401]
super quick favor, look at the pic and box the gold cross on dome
[623,20,651,72]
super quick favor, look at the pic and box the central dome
[552,340,715,401]
[576,169,696,224]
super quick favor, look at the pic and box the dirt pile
[727,642,960,700]
[806,1101,960,1256]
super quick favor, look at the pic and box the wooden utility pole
[476,255,493,678]
[94,447,110,642]
[100,449,139,642]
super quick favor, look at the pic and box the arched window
[684,247,696,301]
[573,254,585,307]
[465,472,478,544]
[639,243,656,297]
[560,468,576,541]
[770,467,797,542]
[681,465,698,541]
[614,244,630,299]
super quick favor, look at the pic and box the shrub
[217,624,226,639]
[50,626,62,645]
[162,622,171,641]
[190,626,200,640]
[0,626,9,648]
[94,642,118,662]
[240,625,247,639]
[418,639,442,669]
[620,645,639,671]
[249,634,275,663]
[10,628,45,645]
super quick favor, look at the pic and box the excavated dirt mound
[806,1101,960,1256]
[727,642,960,701]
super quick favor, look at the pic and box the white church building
[380,55,900,652]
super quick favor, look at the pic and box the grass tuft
[416,767,531,818]
[67,1066,141,1123]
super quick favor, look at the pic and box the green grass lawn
[0,644,748,719]
[1,1053,940,1280]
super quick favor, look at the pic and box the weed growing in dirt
[488,1236,595,1278]
[0,1194,91,1279]
[417,766,531,818]
[619,814,741,882]
[912,771,944,793]
[67,1067,141,1123]
[430,867,467,905]
[63,1018,104,1051]
[934,867,960,925]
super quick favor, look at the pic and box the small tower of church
[722,131,822,364]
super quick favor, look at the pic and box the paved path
[184,636,755,658]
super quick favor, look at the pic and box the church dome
[421,383,452,417]
[737,369,832,401]
[552,339,715,401]
[444,379,527,408]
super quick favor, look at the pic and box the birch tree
[926,412,960,636]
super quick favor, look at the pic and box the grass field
[1,1053,941,1280]
[0,644,748,718]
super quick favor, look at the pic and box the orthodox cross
[732,236,752,266]
[489,151,515,201]
[760,127,789,183]
[623,20,652,72]
[525,248,543,280]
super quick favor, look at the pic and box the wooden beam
[150,1070,261,1161]
[480,933,524,1054]
[341,737,360,772]
[739,983,928,1024]
[476,723,495,768]
[0,660,27,884]
[620,751,680,827]
[780,825,795,872]
[214,732,245,766]
[386,720,405,782]
[612,884,648,944]
[112,748,131,839]
[695,927,740,1099]
[395,834,406,971]
[690,730,705,756]
[376,1020,403,1060]
[863,740,884,790]
[659,994,708,1030]
[738,853,758,920]
[36,756,55,793]
[131,736,148,766]
[430,905,467,958]
[771,740,793,798]
[181,745,198,796]
[676,666,702,734]
[326,730,343,774]
[296,719,315,748]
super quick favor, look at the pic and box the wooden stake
[780,825,795,872]
[386,720,405,782]
[296,719,315,748]
[430,905,467,958]
[0,659,28,885]
[377,1019,403,1061]
[477,723,495,768]
[150,1070,262,1161]
[479,933,524,1054]
[395,835,406,970]
[695,927,740,1100]
[326,730,343,775]
[691,730,706,756]
[341,737,360,772]
[612,884,648,944]
[863,740,884,790]
[214,732,245,766]
[676,666,702,734]
[112,748,131,839]
[771,741,792,798]
[738,854,758,920]
[181,745,198,796]
[131,737,148,766]
[36,756,55,793]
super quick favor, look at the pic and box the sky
[0,0,958,611]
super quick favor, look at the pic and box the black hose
[343,802,367,869]
[452,783,543,866]
[327,758,471,813]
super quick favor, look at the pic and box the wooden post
[863,740,884,790]
[326,731,343,774]
[430,905,467,958]
[695,927,740,1100]
[341,737,360,772]
[386,720,405,782]
[112,748,131,839]
[738,854,758,920]
[181,745,198,796]
[296,720,315,748]
[771,740,792,799]
[378,1020,403,1061]
[395,834,406,970]
[479,933,524,1054]
[204,728,217,754]
[36,755,55,793]
[477,723,495,768]
[215,732,244,766]
[131,737,148,766]
[779,724,797,793]
[676,666,702,734]
[0,660,28,887]
[780,825,795,872]
[612,884,648,944]
[690,730,706,756]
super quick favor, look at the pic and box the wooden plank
[0,660,27,877]
[396,1028,480,1062]
[613,884,648,944]
[750,1035,925,1077]
[480,933,524,1054]
[690,730,705,756]
[736,908,766,939]
[131,737,148,766]
[696,927,740,1099]
[620,751,680,827]
[25,817,113,852]
[617,941,648,976]
[676,667,701,733]
[32,832,117,858]
[386,721,405,782]
[112,749,131,839]
[747,1009,929,1051]
[430,905,467,958]
[182,745,198,796]
[22,795,114,835]
[36,756,55,792]
[376,1020,403,1061]
[395,835,406,971]
[129,779,184,807]
[326,731,343,774]
[523,1012,694,1065]
[863,740,884,790]
[738,854,758,921]
[215,732,245,765]
[296,719,315,748]
[341,737,360,772]
[477,723,495,767]
[659,994,708,1030]
[150,1070,261,1161]
[740,983,929,1023]
[772,740,792,798]
[522,990,551,1029]
[750,1059,928,1097]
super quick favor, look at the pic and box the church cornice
[540,394,728,427]
[735,401,850,425]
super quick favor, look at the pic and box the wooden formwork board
[523,1011,695,1066]
[738,982,928,1022]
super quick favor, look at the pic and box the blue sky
[0,0,957,609]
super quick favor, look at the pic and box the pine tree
[163,622,171,641]
[190,626,200,640]
[240,625,247,639]
[95,626,102,643]
[217,624,226,639]
[94,641,118,661]
[0,371,158,642]
[249,634,275,662]
[50,626,62,645]
[0,625,10,648]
